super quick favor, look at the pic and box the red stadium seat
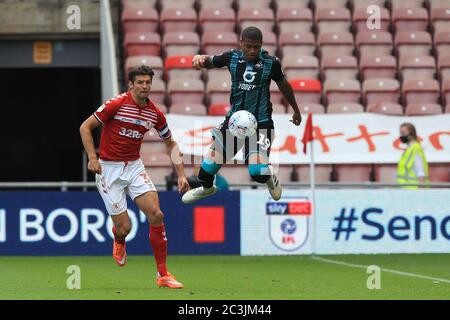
[375,164,397,183]
[321,55,358,81]
[159,0,196,10]
[164,55,202,80]
[198,0,234,9]
[316,8,352,35]
[163,31,200,57]
[327,102,364,114]
[121,7,159,33]
[148,79,166,105]
[201,31,238,55]
[335,165,372,182]
[356,31,393,58]
[275,0,310,10]
[205,68,230,82]
[206,79,231,105]
[199,8,236,34]
[318,32,355,58]
[274,165,295,182]
[431,8,450,35]
[429,0,450,10]
[429,164,450,182]
[399,55,436,81]
[261,32,277,55]
[392,7,429,33]
[298,102,326,114]
[283,55,320,80]
[160,8,198,33]
[442,80,450,105]
[363,78,401,105]
[360,55,397,80]
[208,104,231,115]
[389,0,425,10]
[142,153,173,186]
[434,32,450,59]
[353,7,391,33]
[270,81,283,104]
[123,32,161,58]
[167,79,205,105]
[405,103,443,116]
[236,0,272,9]
[350,0,386,10]
[314,0,348,11]
[367,102,404,115]
[276,8,313,34]
[395,31,432,59]
[278,32,316,58]
[439,55,450,82]
[272,103,287,114]
[289,79,322,104]
[170,103,207,115]
[237,8,275,33]
[324,79,362,105]
[298,165,333,182]
[125,56,163,80]
[402,79,440,105]
[122,0,157,10]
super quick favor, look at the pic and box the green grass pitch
[0,254,449,300]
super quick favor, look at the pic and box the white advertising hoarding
[167,113,450,164]
[240,189,450,255]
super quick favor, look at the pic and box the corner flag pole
[301,113,316,255]
[309,129,317,256]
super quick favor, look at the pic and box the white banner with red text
[166,113,450,164]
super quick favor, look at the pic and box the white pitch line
[311,256,450,284]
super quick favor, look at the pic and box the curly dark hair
[128,65,155,83]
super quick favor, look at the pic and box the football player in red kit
[80,65,189,289]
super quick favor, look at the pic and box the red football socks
[112,225,125,242]
[149,224,168,277]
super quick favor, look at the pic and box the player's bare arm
[276,79,302,126]
[192,54,215,69]
[164,137,190,193]
[80,115,103,174]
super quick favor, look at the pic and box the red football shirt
[93,91,171,161]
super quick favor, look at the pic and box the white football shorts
[95,158,156,216]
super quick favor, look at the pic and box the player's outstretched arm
[164,138,190,193]
[192,54,215,70]
[79,115,103,174]
[276,79,302,126]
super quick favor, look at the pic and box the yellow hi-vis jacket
[396,142,429,189]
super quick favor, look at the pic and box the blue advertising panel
[0,191,240,255]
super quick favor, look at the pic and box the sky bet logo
[266,201,311,215]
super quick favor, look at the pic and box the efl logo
[267,197,311,252]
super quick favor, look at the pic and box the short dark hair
[241,26,263,42]
[128,65,155,83]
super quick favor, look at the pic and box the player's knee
[148,209,164,225]
[248,164,271,184]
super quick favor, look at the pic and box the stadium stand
[118,0,450,184]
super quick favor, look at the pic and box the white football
[228,110,257,139]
